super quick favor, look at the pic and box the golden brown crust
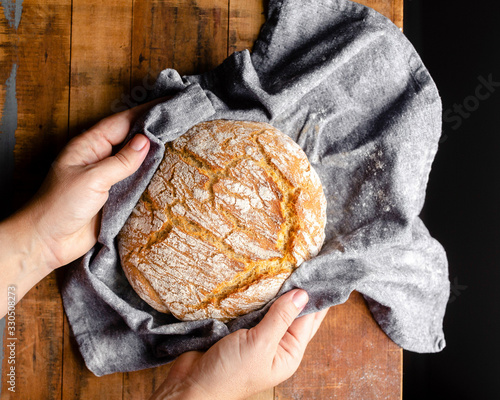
[121,260,170,313]
[117,120,326,321]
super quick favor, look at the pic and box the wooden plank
[274,3,405,397]
[128,2,402,400]
[228,3,273,399]
[275,292,402,399]
[123,365,172,400]
[61,0,133,398]
[62,315,124,400]
[0,20,16,219]
[124,0,228,397]
[67,0,134,137]
[354,0,404,29]
[228,0,266,56]
[124,1,228,397]
[0,1,404,399]
[0,0,72,214]
[131,0,229,84]
[0,0,71,398]
[0,274,65,400]
[275,2,404,397]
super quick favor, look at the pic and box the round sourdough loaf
[117,120,327,321]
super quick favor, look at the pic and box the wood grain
[124,1,229,397]
[123,365,173,400]
[131,0,229,85]
[228,7,297,398]
[0,274,65,400]
[61,0,133,398]
[0,0,404,399]
[0,0,71,399]
[0,11,17,219]
[274,3,403,398]
[354,0,403,29]
[0,0,72,212]
[67,0,134,136]
[275,292,402,400]
[228,0,266,56]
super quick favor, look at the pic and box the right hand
[149,289,329,400]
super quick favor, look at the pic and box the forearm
[0,209,54,318]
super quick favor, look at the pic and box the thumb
[252,289,309,348]
[94,134,150,189]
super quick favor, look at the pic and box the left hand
[25,103,155,270]
[0,101,162,317]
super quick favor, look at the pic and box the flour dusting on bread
[118,120,327,321]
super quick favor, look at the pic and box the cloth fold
[62,0,449,376]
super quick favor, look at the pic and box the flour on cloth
[62,0,449,376]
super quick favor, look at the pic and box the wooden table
[0,1,403,399]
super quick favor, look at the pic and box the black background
[403,1,500,399]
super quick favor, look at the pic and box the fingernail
[129,134,148,151]
[292,290,309,311]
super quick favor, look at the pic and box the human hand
[0,101,160,317]
[25,104,155,270]
[149,289,329,400]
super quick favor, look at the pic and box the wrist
[22,197,65,271]
[1,205,56,276]
[0,207,56,317]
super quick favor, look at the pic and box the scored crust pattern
[118,120,327,321]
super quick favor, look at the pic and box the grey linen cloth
[62,0,450,376]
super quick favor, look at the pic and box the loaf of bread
[117,120,327,321]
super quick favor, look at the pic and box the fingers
[60,96,169,166]
[91,133,150,190]
[252,289,309,350]
[86,96,170,147]
[279,307,329,357]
